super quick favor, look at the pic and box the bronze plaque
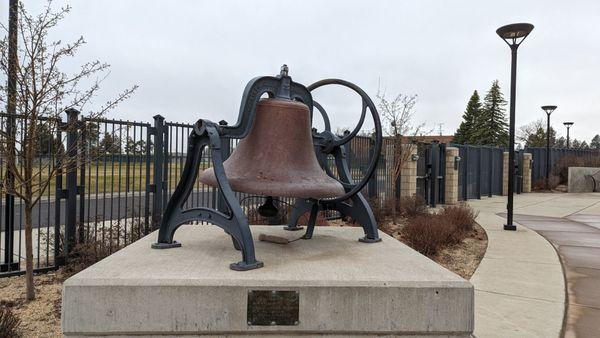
[247,290,299,326]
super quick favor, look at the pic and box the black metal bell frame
[152,65,383,271]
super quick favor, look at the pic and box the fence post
[1,117,18,271]
[144,126,152,235]
[53,123,64,265]
[429,141,439,207]
[152,115,165,230]
[400,144,418,197]
[462,147,469,199]
[64,108,80,255]
[367,137,377,199]
[444,147,459,205]
[78,120,86,243]
[476,147,482,199]
[488,148,493,197]
[516,151,523,194]
[502,151,509,196]
[523,152,532,192]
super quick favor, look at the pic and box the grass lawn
[2,161,212,197]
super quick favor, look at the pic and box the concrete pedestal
[62,225,473,337]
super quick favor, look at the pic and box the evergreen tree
[454,90,482,144]
[555,136,566,148]
[572,139,581,148]
[100,132,122,154]
[473,80,509,146]
[590,135,600,149]
[580,141,590,149]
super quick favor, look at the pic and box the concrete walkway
[512,212,600,337]
[467,193,600,338]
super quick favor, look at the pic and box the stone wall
[444,147,460,204]
[399,144,418,197]
[523,153,532,193]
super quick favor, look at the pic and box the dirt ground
[0,270,63,337]
[1,220,487,336]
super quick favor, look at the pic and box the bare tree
[0,1,137,300]
[517,119,556,148]
[376,84,422,222]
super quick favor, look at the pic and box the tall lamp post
[541,105,557,188]
[496,23,534,231]
[563,121,574,149]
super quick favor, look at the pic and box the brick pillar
[444,147,459,204]
[522,152,532,193]
[400,144,418,197]
[502,151,509,196]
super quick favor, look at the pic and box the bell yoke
[152,65,384,271]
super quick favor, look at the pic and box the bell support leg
[152,121,263,271]
[302,202,320,239]
[332,194,381,243]
[331,144,381,242]
[151,127,207,249]
[206,126,263,270]
[284,198,314,231]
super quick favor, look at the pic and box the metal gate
[416,141,445,207]
[457,145,505,201]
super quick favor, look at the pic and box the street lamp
[563,122,574,149]
[541,105,557,189]
[497,22,534,231]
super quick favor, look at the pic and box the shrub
[439,204,479,233]
[368,196,396,223]
[552,155,600,185]
[532,175,560,191]
[398,195,428,218]
[553,155,585,184]
[60,218,145,278]
[402,214,456,256]
[0,306,20,338]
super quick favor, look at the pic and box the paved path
[512,212,600,337]
[467,193,600,338]
[1,190,216,231]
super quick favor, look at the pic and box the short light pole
[563,122,574,149]
[497,23,534,231]
[542,105,557,189]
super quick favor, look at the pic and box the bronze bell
[198,97,345,198]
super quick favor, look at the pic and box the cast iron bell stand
[152,66,383,270]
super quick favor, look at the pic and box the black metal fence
[525,147,600,184]
[2,108,600,278]
[455,145,505,200]
[0,111,392,277]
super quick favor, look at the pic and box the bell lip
[198,167,346,199]
[198,171,346,199]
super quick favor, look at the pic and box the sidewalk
[468,193,600,337]
[468,196,564,337]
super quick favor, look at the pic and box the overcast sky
[2,0,599,142]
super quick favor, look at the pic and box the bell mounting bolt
[153,66,383,270]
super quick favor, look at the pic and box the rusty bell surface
[198,98,345,198]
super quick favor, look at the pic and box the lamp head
[563,121,574,127]
[497,23,534,47]
[541,105,557,115]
